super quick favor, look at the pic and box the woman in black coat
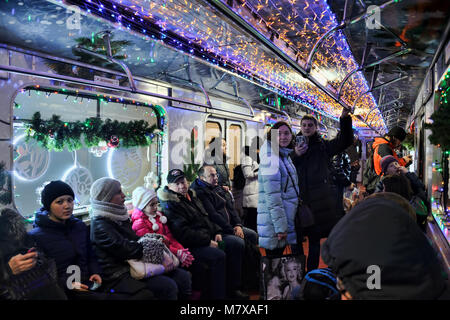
[89,177,191,300]
[1,207,66,300]
[29,181,104,299]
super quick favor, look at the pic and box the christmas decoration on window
[426,67,450,218]
[25,112,161,151]
[108,135,120,148]
[144,171,159,190]
[88,143,109,157]
[13,134,51,181]
[426,67,450,152]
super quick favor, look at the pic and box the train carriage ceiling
[0,0,448,133]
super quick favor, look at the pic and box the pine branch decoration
[425,72,450,151]
[25,112,160,151]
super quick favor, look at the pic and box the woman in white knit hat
[89,177,192,300]
[131,186,194,268]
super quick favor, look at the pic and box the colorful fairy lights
[68,0,385,129]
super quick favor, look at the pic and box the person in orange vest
[372,126,412,176]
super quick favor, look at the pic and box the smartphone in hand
[88,281,101,291]
[296,135,308,146]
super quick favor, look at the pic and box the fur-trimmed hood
[157,186,198,203]
[0,208,33,259]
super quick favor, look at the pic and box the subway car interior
[0,0,450,302]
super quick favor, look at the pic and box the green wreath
[25,112,160,151]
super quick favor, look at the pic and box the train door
[205,117,244,181]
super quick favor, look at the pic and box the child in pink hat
[131,187,194,268]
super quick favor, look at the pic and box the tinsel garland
[25,112,160,151]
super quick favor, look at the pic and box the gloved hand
[177,248,195,268]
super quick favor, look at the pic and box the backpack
[362,146,381,195]
[233,165,246,190]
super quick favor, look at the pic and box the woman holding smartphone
[28,180,106,299]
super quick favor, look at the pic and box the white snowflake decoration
[144,171,159,190]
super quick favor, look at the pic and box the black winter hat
[41,180,75,210]
[387,126,407,141]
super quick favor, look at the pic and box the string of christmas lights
[67,0,385,130]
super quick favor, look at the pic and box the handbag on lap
[128,233,179,279]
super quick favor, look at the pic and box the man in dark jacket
[292,107,353,272]
[322,194,450,299]
[331,151,352,219]
[345,134,362,184]
[191,165,257,299]
[158,169,228,300]
[204,137,231,190]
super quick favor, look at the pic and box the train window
[205,121,222,146]
[227,124,242,180]
[12,88,159,217]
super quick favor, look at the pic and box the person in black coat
[331,151,352,219]
[1,207,67,300]
[204,137,231,190]
[191,165,257,299]
[89,177,191,300]
[158,169,227,300]
[322,194,450,299]
[29,180,156,300]
[376,155,431,231]
[292,108,353,272]
[29,181,104,299]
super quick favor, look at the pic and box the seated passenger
[89,177,191,300]
[1,207,67,300]
[191,164,257,299]
[131,186,194,268]
[29,181,105,300]
[376,155,430,230]
[321,195,450,299]
[158,169,227,300]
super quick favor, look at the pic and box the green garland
[402,133,415,151]
[25,112,160,151]
[425,68,450,152]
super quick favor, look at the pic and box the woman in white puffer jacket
[242,140,260,232]
[257,121,299,254]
